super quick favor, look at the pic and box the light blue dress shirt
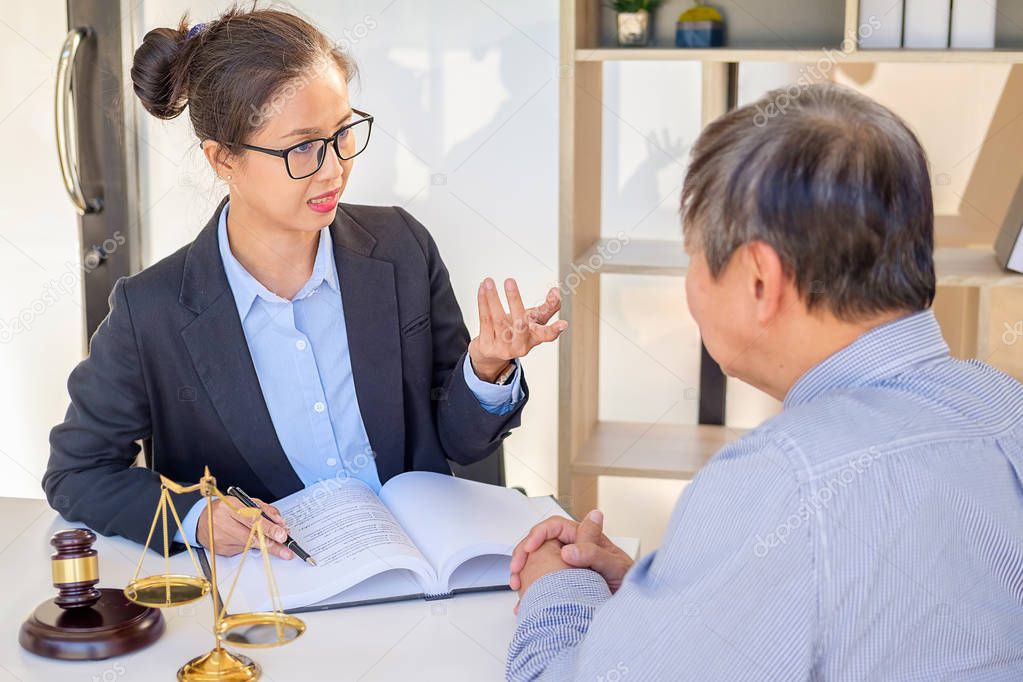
[175,202,522,546]
[508,310,1023,680]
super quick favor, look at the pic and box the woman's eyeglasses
[239,108,374,180]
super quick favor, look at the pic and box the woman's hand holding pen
[468,278,568,382]
[195,496,295,560]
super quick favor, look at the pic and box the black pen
[226,485,318,566]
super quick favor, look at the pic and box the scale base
[178,646,260,681]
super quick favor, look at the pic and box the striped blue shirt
[508,310,1023,680]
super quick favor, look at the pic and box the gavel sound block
[19,528,164,660]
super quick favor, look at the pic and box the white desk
[0,497,638,681]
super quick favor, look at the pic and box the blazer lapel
[178,196,304,499]
[331,208,406,483]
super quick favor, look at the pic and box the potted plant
[608,0,661,47]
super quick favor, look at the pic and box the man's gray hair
[681,81,935,320]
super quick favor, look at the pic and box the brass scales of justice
[123,466,306,681]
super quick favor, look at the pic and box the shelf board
[934,248,1023,287]
[574,239,1022,287]
[577,238,690,276]
[575,47,1023,64]
[573,421,745,480]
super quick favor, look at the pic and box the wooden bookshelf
[557,0,1023,517]
[575,422,746,480]
[572,238,1023,288]
[576,48,1023,64]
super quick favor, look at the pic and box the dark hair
[130,4,358,166]
[681,81,935,321]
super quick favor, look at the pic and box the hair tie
[185,22,207,41]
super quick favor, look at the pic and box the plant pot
[617,10,650,47]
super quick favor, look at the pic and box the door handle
[55,27,102,215]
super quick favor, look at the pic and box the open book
[200,471,568,613]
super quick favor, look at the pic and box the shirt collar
[783,309,950,409]
[217,201,339,321]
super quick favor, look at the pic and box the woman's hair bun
[130,15,194,120]
[130,7,358,155]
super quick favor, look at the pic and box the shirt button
[295,339,307,350]
[326,457,337,466]
[313,401,325,413]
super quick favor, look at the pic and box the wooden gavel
[50,527,101,609]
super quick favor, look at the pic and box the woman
[44,7,565,560]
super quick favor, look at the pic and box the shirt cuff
[462,355,524,415]
[173,497,208,548]
[517,568,612,623]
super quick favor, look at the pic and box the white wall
[0,1,83,500]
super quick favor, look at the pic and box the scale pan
[123,574,210,608]
[217,612,306,648]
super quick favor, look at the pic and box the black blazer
[44,196,528,551]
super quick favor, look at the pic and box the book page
[446,553,518,592]
[294,567,426,612]
[213,478,435,612]
[379,472,563,589]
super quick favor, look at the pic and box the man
[506,82,1023,680]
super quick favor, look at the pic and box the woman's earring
[225,175,232,181]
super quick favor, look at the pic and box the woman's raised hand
[468,278,567,382]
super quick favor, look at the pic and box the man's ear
[201,140,236,181]
[745,240,788,324]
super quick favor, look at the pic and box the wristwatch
[493,361,517,386]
